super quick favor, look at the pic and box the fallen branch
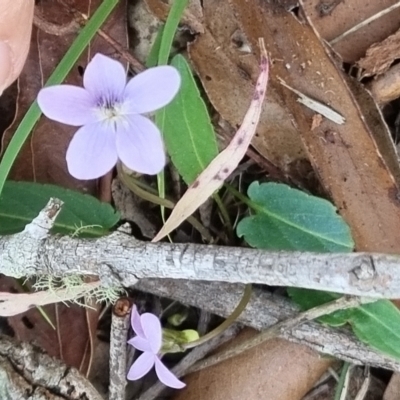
[3,199,400,298]
[3,200,400,373]
[0,334,102,399]
[136,279,400,372]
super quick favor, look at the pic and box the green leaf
[237,182,354,252]
[152,0,188,219]
[288,288,400,359]
[237,181,400,360]
[287,289,351,326]
[0,181,119,237]
[163,54,219,184]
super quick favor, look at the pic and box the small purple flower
[127,305,185,389]
[37,54,180,180]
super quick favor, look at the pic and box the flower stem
[181,284,252,350]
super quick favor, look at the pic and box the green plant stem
[157,0,189,65]
[224,183,255,209]
[117,165,213,242]
[155,0,189,230]
[17,279,56,330]
[0,0,119,197]
[182,284,252,350]
[213,193,234,241]
[334,362,351,400]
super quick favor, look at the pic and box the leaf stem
[182,284,252,350]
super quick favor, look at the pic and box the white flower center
[98,102,123,122]
[95,100,130,131]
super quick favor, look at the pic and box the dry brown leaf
[144,0,204,34]
[357,28,400,77]
[153,43,268,242]
[0,0,34,94]
[145,0,307,176]
[383,372,400,400]
[173,329,333,400]
[304,0,400,62]
[0,275,99,375]
[189,0,307,173]
[230,0,400,253]
[368,63,400,105]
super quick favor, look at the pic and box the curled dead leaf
[0,0,34,94]
[0,281,101,317]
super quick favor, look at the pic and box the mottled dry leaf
[145,0,307,175]
[173,330,333,400]
[230,0,400,253]
[153,43,268,242]
[304,0,400,62]
[0,282,100,317]
[188,0,307,173]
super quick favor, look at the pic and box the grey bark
[0,335,103,400]
[136,279,400,372]
[4,200,400,375]
[109,310,130,400]
[2,198,400,299]
[3,218,400,299]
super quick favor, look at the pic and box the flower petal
[37,85,96,126]
[128,336,152,353]
[154,358,186,389]
[116,115,165,175]
[141,313,162,353]
[131,305,145,338]
[127,352,155,381]
[83,53,126,102]
[124,66,180,114]
[66,122,118,180]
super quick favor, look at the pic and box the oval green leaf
[0,181,119,236]
[237,182,354,252]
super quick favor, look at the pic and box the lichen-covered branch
[2,199,400,298]
[3,200,400,374]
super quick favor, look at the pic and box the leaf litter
[1,0,400,399]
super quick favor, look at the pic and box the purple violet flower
[127,305,185,389]
[37,54,180,180]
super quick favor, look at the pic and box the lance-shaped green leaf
[0,181,119,236]
[162,54,219,184]
[237,181,354,252]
